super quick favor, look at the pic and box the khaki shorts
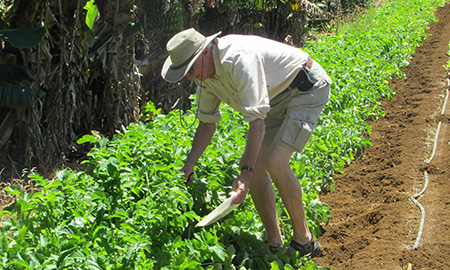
[263,82,330,152]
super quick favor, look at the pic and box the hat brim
[161,31,222,83]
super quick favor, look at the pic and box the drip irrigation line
[410,171,429,249]
[425,121,441,164]
[410,84,449,249]
[440,87,449,115]
[415,171,430,198]
[425,89,448,164]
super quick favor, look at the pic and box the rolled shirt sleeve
[196,87,222,123]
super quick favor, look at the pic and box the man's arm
[232,118,265,204]
[181,121,216,185]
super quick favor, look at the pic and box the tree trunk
[2,0,144,179]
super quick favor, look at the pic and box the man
[161,28,331,258]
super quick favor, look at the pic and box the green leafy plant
[83,0,99,30]
[0,20,46,108]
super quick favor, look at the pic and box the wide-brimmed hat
[161,28,221,83]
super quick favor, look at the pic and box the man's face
[185,48,215,81]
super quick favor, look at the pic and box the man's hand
[181,162,195,186]
[231,172,251,204]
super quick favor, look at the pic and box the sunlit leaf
[84,0,99,30]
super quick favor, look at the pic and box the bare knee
[264,145,293,174]
[265,154,290,179]
[265,155,278,174]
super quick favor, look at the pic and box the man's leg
[249,145,283,247]
[265,143,312,245]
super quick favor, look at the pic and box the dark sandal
[264,240,280,253]
[285,235,322,258]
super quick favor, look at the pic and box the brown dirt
[315,3,450,270]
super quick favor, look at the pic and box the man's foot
[285,235,322,258]
[264,240,281,253]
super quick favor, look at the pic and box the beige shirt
[196,34,312,123]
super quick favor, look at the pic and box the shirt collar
[211,42,225,78]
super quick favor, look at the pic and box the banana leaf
[0,25,47,48]
[0,63,35,84]
[84,0,99,30]
[0,82,45,108]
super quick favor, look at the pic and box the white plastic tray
[195,192,239,227]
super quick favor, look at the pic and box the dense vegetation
[1,0,448,269]
[0,0,361,179]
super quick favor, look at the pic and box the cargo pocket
[281,119,314,153]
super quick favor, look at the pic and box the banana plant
[0,19,46,108]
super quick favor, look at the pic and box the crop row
[1,0,448,269]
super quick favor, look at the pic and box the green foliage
[1,0,449,269]
[142,0,184,37]
[0,63,35,84]
[0,25,46,48]
[341,0,373,12]
[83,0,99,30]
[0,82,45,107]
[0,19,46,108]
[302,0,448,175]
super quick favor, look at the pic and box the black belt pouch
[291,67,315,92]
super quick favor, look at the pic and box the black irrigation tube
[410,79,450,249]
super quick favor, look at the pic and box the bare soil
[315,3,450,270]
